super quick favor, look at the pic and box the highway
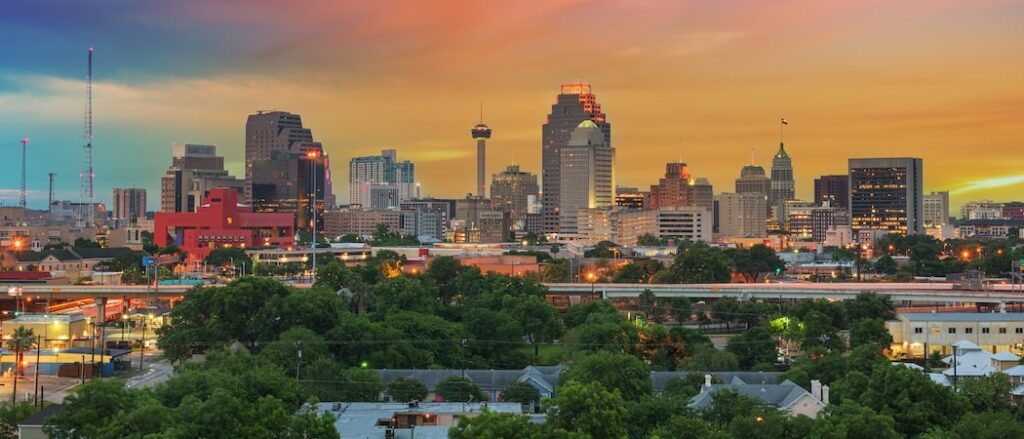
[543,282,1024,304]
[2,281,1023,305]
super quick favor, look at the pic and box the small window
[948,328,957,334]
[982,328,990,334]
[1000,328,1007,334]
[914,328,924,334]
[965,328,974,334]
[1017,328,1023,334]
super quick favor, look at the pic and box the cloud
[952,175,1024,195]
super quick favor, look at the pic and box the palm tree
[6,326,36,378]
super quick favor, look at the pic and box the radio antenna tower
[80,47,95,228]
[19,138,29,208]
[48,172,56,222]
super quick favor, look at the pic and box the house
[377,366,563,404]
[17,404,63,439]
[0,246,143,280]
[651,371,783,395]
[312,402,526,439]
[688,375,828,418]
[940,340,1021,385]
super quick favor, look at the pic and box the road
[125,356,174,389]
[0,374,80,405]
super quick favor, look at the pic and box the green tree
[681,345,740,371]
[800,311,844,352]
[847,363,969,437]
[661,374,706,400]
[546,381,628,439]
[5,326,35,377]
[874,255,898,275]
[810,401,901,439]
[449,410,553,439]
[0,402,41,439]
[711,297,741,331]
[426,255,464,304]
[501,381,541,406]
[670,296,692,324]
[562,351,651,401]
[257,327,327,375]
[950,411,1024,439]
[584,240,619,258]
[563,300,620,329]
[726,326,778,370]
[543,258,570,282]
[613,259,665,283]
[665,241,733,283]
[511,295,563,362]
[205,247,252,272]
[387,377,429,402]
[436,376,485,402]
[848,318,892,350]
[959,372,1013,412]
[728,244,785,282]
[844,292,895,322]
[649,414,731,439]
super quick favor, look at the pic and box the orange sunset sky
[1,0,1022,210]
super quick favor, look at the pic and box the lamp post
[305,149,321,282]
[122,314,128,341]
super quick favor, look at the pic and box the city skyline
[2,1,1023,211]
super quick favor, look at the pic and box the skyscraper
[251,147,326,232]
[848,157,924,235]
[245,111,319,201]
[348,149,415,209]
[735,164,771,200]
[714,192,767,238]
[160,143,245,213]
[112,188,146,223]
[648,163,713,212]
[558,120,615,235]
[923,191,950,226]
[542,82,610,234]
[472,115,491,197]
[490,164,539,229]
[814,175,849,208]
[769,143,795,218]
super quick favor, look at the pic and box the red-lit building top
[154,187,295,265]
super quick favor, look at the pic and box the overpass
[542,282,1024,305]
[0,284,194,300]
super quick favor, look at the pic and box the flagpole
[780,117,784,144]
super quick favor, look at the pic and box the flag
[781,118,788,125]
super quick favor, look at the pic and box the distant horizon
[2,1,1022,212]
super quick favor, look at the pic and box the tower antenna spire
[80,47,94,227]
[48,172,56,222]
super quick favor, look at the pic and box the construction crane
[80,47,95,228]
[19,138,29,208]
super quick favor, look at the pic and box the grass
[520,344,568,366]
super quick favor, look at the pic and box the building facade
[160,143,245,213]
[323,209,402,238]
[960,200,1004,221]
[813,175,848,208]
[490,164,539,229]
[923,191,950,226]
[541,82,611,234]
[770,143,795,218]
[558,120,615,236]
[112,188,146,223]
[614,187,646,209]
[153,188,295,266]
[251,148,326,232]
[648,163,713,213]
[714,193,767,238]
[848,157,924,236]
[245,111,319,202]
[577,206,710,246]
[348,149,415,208]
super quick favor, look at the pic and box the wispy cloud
[952,175,1024,195]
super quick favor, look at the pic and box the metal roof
[903,313,1024,322]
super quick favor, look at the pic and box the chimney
[703,374,712,392]
[821,385,830,404]
[810,380,822,400]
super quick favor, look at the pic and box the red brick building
[154,188,295,265]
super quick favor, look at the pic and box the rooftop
[314,402,523,439]
[902,313,1024,322]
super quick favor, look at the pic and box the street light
[305,148,322,281]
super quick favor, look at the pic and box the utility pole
[295,341,302,382]
[33,334,41,405]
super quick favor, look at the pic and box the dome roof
[577,120,599,129]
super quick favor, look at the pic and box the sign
[142,256,156,267]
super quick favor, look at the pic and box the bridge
[0,284,194,300]
[542,282,1024,305]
